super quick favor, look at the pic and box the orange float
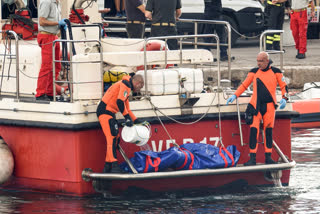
[136,42,174,71]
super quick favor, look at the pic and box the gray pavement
[215,38,320,89]
[229,38,320,67]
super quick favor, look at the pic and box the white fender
[0,138,14,184]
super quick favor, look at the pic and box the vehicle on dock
[103,0,265,46]
[0,0,296,196]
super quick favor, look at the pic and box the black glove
[134,118,143,124]
[124,114,133,127]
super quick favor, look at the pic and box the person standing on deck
[96,74,144,173]
[289,0,315,59]
[226,51,289,166]
[125,0,146,38]
[145,0,182,50]
[115,0,126,17]
[36,0,67,101]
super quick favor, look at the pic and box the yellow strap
[267,0,281,6]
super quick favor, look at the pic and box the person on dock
[226,51,289,166]
[36,0,67,101]
[203,0,228,61]
[96,74,144,173]
[115,0,126,17]
[289,0,315,59]
[124,0,146,38]
[145,0,181,50]
[264,0,288,51]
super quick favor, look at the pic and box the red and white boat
[0,0,296,196]
[291,82,320,128]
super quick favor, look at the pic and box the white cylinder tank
[0,138,14,184]
[137,68,204,95]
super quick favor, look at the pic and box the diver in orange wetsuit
[96,74,144,173]
[226,51,289,166]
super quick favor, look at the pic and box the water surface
[0,128,319,213]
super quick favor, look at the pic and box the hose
[60,19,76,94]
[72,0,85,24]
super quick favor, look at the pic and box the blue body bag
[120,143,240,173]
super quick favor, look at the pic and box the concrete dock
[215,38,320,89]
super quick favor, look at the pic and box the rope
[83,0,95,10]
[146,96,180,148]
[7,3,16,13]
[217,87,225,148]
[31,0,37,9]
[300,82,320,92]
[72,0,85,24]
[148,90,217,125]
[101,39,145,47]
[144,82,232,149]
[228,24,262,39]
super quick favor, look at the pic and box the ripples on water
[0,128,320,214]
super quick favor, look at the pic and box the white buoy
[0,138,14,184]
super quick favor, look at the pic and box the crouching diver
[226,51,288,165]
[97,74,144,173]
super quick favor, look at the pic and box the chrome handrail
[0,30,20,100]
[260,30,284,70]
[52,39,103,102]
[178,19,232,80]
[102,18,233,80]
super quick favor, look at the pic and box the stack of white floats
[137,68,204,95]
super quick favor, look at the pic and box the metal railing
[0,30,20,100]
[103,18,233,80]
[178,19,232,80]
[260,30,284,70]
[52,39,103,102]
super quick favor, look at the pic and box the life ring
[136,42,174,71]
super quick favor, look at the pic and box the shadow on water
[0,128,320,213]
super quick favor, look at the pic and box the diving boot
[244,153,256,166]
[103,162,123,173]
[265,153,276,164]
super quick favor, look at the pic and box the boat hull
[0,113,294,196]
[291,99,320,128]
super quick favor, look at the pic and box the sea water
[0,128,320,213]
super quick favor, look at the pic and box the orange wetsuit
[96,75,137,162]
[234,65,288,153]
